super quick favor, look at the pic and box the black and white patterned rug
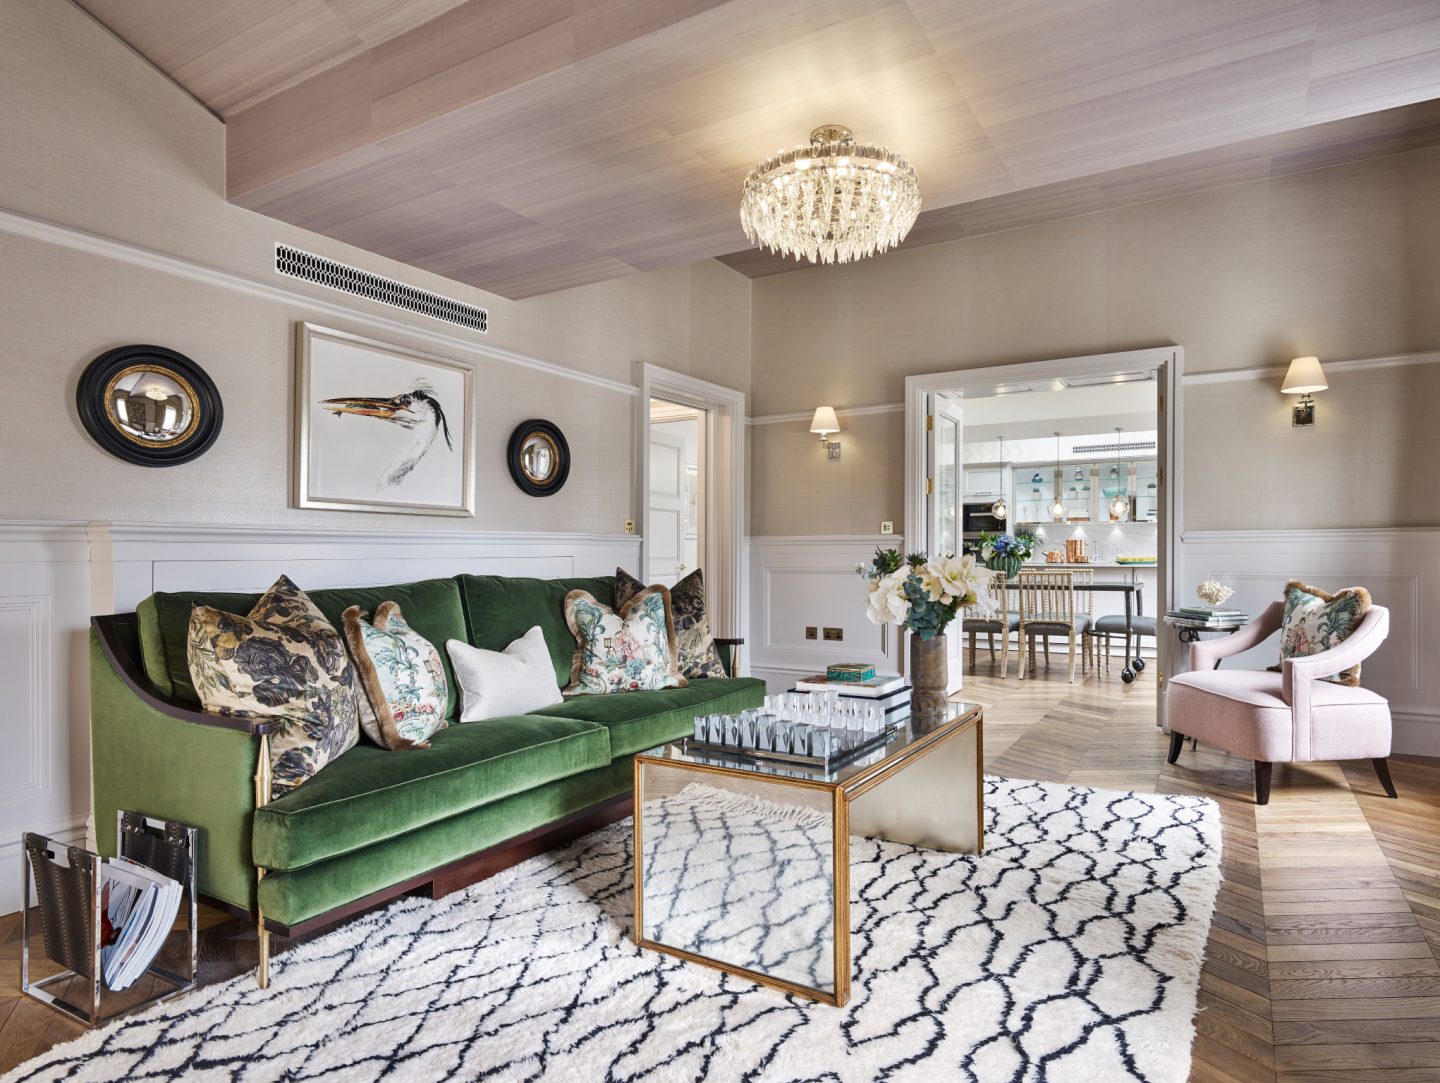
[8,776,1220,1083]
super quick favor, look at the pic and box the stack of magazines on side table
[1166,604,1250,627]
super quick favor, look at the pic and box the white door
[926,394,966,692]
[647,430,687,587]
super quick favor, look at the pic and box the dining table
[991,565,1149,682]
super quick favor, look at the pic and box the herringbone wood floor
[3,662,1438,1080]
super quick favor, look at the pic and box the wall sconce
[810,406,841,459]
[1282,356,1328,427]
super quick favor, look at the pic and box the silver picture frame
[294,323,476,516]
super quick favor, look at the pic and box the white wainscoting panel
[746,536,903,693]
[0,523,91,915]
[0,519,640,917]
[1181,529,1440,756]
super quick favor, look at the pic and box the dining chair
[963,568,1018,676]
[1017,569,1093,682]
[1166,600,1395,804]
[1095,614,1157,679]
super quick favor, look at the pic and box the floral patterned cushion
[563,586,686,696]
[1277,579,1371,686]
[614,567,727,679]
[188,576,359,791]
[342,602,448,750]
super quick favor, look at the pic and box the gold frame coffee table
[632,702,983,1007]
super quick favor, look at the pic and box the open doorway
[634,364,746,644]
[905,347,1183,727]
[647,399,704,587]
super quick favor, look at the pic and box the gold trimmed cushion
[563,586,686,696]
[1276,579,1371,686]
[342,602,448,750]
[187,575,359,791]
[614,567,727,679]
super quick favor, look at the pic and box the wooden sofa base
[202,792,634,939]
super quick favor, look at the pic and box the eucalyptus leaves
[856,548,993,640]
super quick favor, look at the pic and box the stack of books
[1168,606,1249,626]
[792,672,912,721]
[100,856,184,991]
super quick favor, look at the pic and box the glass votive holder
[692,716,707,742]
[706,714,725,743]
[810,727,832,757]
[773,720,793,753]
[738,716,757,747]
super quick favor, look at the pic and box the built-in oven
[962,501,1007,539]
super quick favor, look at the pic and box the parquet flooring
[3,663,1439,1080]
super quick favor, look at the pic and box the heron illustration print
[297,325,474,516]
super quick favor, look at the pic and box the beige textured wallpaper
[749,146,1440,535]
[0,0,751,533]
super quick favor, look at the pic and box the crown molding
[748,403,905,426]
[0,207,637,397]
[1184,350,1440,385]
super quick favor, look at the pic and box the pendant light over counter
[990,435,1008,521]
[1047,432,1068,522]
[1108,427,1129,521]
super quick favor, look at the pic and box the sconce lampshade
[809,406,840,435]
[1282,356,1328,395]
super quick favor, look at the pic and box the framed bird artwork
[295,323,475,516]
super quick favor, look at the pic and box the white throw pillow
[446,626,563,722]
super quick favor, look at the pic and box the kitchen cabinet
[963,466,1006,498]
[1010,458,1157,525]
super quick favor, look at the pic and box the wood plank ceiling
[78,0,1440,299]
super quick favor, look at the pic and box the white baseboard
[1393,711,1440,758]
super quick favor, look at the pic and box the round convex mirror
[76,345,223,466]
[506,420,570,496]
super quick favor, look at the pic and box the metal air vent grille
[1070,439,1157,455]
[275,245,487,332]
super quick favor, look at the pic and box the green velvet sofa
[90,572,761,981]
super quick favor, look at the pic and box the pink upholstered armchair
[1165,600,1395,805]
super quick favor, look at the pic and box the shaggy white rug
[8,776,1220,1083]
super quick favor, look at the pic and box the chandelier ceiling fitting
[740,125,921,265]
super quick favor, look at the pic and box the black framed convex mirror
[506,419,570,496]
[76,345,223,466]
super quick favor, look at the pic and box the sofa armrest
[714,637,745,677]
[1190,601,1284,670]
[90,620,264,913]
[92,615,271,735]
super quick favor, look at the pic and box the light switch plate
[805,626,817,640]
[624,519,635,534]
[880,521,894,535]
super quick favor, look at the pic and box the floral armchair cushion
[614,567,727,679]
[563,586,686,696]
[342,602,448,750]
[1277,579,1371,686]
[187,575,359,791]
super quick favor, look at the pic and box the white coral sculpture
[1195,579,1234,607]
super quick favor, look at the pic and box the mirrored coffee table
[633,701,983,1006]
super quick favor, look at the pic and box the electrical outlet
[880,521,894,535]
[623,519,635,535]
[805,626,818,640]
[823,627,843,641]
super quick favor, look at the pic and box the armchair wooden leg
[1372,757,1399,799]
[1254,761,1273,806]
[1167,730,1185,764]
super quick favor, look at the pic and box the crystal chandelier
[740,125,921,265]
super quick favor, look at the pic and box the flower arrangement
[1195,579,1234,607]
[855,548,993,640]
[977,531,1036,565]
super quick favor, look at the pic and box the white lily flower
[865,571,911,626]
